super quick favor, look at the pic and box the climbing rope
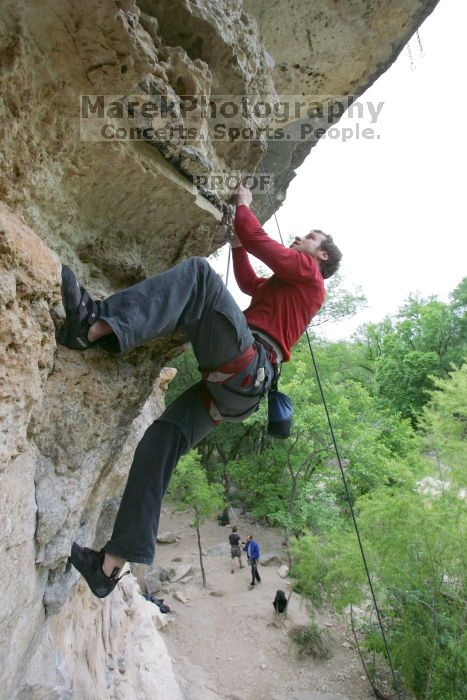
[407,40,416,71]
[407,29,424,71]
[416,30,425,58]
[225,243,232,288]
[226,163,403,699]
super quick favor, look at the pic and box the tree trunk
[196,523,207,587]
[284,527,293,569]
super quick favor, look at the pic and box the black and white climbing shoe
[57,265,98,350]
[70,542,128,599]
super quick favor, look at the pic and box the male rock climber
[59,184,342,598]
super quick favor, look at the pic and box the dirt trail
[152,507,374,700]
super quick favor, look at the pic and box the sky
[211,0,466,341]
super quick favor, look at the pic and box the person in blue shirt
[243,534,261,588]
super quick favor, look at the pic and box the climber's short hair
[232,526,237,533]
[314,229,342,279]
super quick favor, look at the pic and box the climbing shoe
[70,542,128,599]
[58,265,98,350]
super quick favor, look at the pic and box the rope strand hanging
[225,163,403,699]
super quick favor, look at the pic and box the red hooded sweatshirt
[233,205,325,362]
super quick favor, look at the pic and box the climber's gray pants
[100,257,273,564]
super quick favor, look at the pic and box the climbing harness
[200,341,271,424]
[224,162,403,699]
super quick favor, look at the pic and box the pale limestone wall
[20,577,181,700]
[0,0,439,697]
[0,203,182,696]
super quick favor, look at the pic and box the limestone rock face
[0,197,181,696]
[21,576,181,699]
[0,0,275,285]
[0,0,438,696]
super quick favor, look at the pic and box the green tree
[357,284,466,422]
[311,272,367,328]
[375,335,441,419]
[291,366,467,699]
[294,489,466,699]
[169,452,224,587]
[419,363,467,483]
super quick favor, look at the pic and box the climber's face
[290,230,329,263]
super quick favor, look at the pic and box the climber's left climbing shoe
[57,265,98,350]
[70,542,128,598]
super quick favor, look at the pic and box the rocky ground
[143,506,375,700]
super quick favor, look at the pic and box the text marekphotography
[79,94,385,143]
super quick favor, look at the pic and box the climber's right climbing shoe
[70,542,128,598]
[57,265,98,350]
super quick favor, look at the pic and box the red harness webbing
[200,344,257,384]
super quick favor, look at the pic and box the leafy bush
[289,621,331,659]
